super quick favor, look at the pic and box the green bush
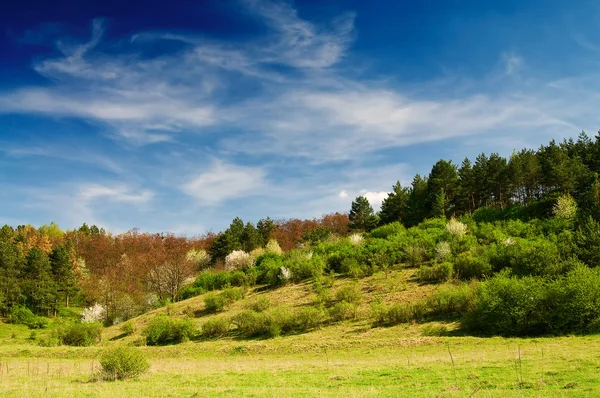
[335,284,363,305]
[372,302,418,326]
[143,315,196,345]
[8,306,48,329]
[99,346,149,380]
[201,317,231,338]
[231,308,296,338]
[464,273,547,336]
[296,307,327,331]
[120,321,136,336]
[203,293,227,313]
[453,250,492,279]
[255,254,285,287]
[286,253,326,282]
[416,262,453,283]
[58,322,103,346]
[328,302,357,322]
[369,222,406,239]
[426,283,478,317]
[249,297,270,312]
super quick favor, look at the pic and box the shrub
[8,306,49,329]
[422,324,449,336]
[372,302,419,326]
[201,317,231,338]
[249,297,270,312]
[186,249,211,270]
[120,321,136,336]
[404,245,427,267]
[225,250,255,270]
[426,283,478,317]
[348,233,364,245]
[553,194,578,221]
[143,315,196,345]
[204,293,227,313]
[328,302,357,322]
[416,262,453,283]
[335,284,363,305]
[81,303,106,323]
[232,310,266,337]
[221,287,245,303]
[369,222,405,239]
[265,239,283,255]
[296,307,327,331]
[340,257,364,278]
[255,254,285,287]
[464,273,547,336]
[446,218,468,237]
[435,242,452,262]
[99,346,149,380]
[453,250,492,279]
[58,322,103,346]
[286,252,325,282]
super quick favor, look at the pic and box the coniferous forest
[4,132,600,338]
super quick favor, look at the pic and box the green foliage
[99,346,149,380]
[416,262,453,283]
[453,250,492,279]
[335,284,362,305]
[232,307,298,338]
[425,283,478,318]
[58,322,103,346]
[204,287,244,313]
[143,315,196,345]
[286,251,325,282]
[328,301,357,322]
[372,301,424,326]
[349,196,378,232]
[8,306,49,329]
[249,297,270,312]
[120,321,136,336]
[201,317,231,338]
[369,222,406,239]
[296,306,327,331]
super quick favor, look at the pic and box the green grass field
[1,268,599,397]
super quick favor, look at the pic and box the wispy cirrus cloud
[2,0,600,233]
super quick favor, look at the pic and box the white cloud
[78,184,154,203]
[181,161,266,205]
[338,190,348,198]
[362,191,389,210]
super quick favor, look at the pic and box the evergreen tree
[348,196,378,231]
[378,181,409,225]
[0,241,24,316]
[405,174,429,226]
[425,160,458,217]
[241,222,262,252]
[257,217,276,245]
[23,248,56,316]
[457,157,476,214]
[49,245,77,308]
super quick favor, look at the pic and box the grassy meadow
[1,267,599,397]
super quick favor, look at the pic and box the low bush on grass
[201,317,231,338]
[425,282,478,318]
[120,321,136,336]
[416,262,453,283]
[143,315,196,345]
[8,306,49,329]
[58,322,102,346]
[335,284,363,305]
[99,346,149,380]
[204,287,245,313]
[328,301,357,322]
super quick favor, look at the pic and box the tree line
[348,131,600,231]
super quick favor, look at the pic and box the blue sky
[1,0,599,235]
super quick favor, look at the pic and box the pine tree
[405,174,429,226]
[49,245,77,308]
[378,181,409,225]
[348,196,378,232]
[241,222,262,252]
[23,248,56,317]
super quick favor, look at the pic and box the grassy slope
[0,267,599,397]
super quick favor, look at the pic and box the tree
[457,157,476,214]
[432,189,447,218]
[241,222,262,252]
[23,248,56,316]
[426,160,458,217]
[379,181,409,225]
[257,217,276,244]
[0,241,24,315]
[49,245,78,308]
[405,174,428,226]
[348,196,378,232]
